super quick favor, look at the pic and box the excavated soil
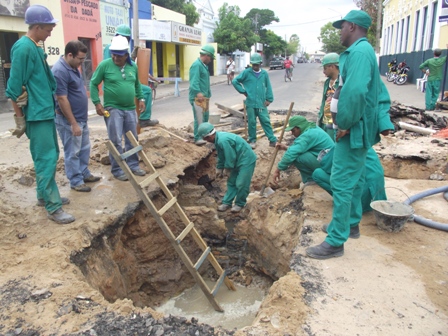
[0,115,447,335]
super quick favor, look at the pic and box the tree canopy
[244,8,279,33]
[260,29,287,59]
[151,0,199,26]
[213,3,258,54]
[318,22,346,54]
[354,0,379,47]
[286,34,300,56]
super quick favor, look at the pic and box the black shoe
[306,241,344,259]
[321,224,360,239]
[71,184,91,192]
[37,197,70,207]
[139,119,159,127]
[84,175,101,183]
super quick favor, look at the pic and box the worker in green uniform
[232,53,277,149]
[419,49,447,111]
[306,10,383,259]
[103,24,158,127]
[189,45,214,145]
[6,5,75,224]
[273,116,334,186]
[313,80,394,217]
[198,122,257,212]
[318,53,340,139]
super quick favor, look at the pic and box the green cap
[322,53,339,66]
[286,116,307,131]
[332,10,372,30]
[197,122,215,138]
[200,45,215,59]
[250,53,262,64]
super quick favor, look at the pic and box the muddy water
[156,280,265,330]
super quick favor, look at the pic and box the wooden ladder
[106,131,236,312]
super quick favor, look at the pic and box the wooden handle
[243,101,248,140]
[260,102,294,194]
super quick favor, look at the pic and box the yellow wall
[438,24,448,48]
[181,41,217,81]
[152,5,185,24]
[1,17,27,33]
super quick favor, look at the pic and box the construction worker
[90,35,146,181]
[5,5,75,224]
[419,49,447,110]
[104,24,158,127]
[198,122,257,212]
[318,53,340,139]
[273,116,334,186]
[232,53,277,149]
[306,10,384,259]
[189,45,215,145]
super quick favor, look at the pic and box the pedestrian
[90,35,147,181]
[52,40,101,193]
[419,48,447,111]
[232,53,277,149]
[189,45,215,146]
[103,24,158,128]
[317,53,340,139]
[284,56,294,79]
[197,122,257,213]
[5,5,75,224]
[226,56,235,84]
[273,116,334,186]
[306,10,384,259]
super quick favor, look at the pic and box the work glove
[16,86,28,107]
[224,169,232,177]
[10,115,26,138]
[216,168,224,178]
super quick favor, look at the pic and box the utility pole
[253,13,259,54]
[285,34,287,58]
[133,0,140,48]
[375,0,383,54]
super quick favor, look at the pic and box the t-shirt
[284,59,293,68]
[52,56,88,122]
[226,60,235,73]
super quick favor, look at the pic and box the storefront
[99,0,129,56]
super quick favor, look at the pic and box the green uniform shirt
[6,36,57,121]
[189,58,211,103]
[378,81,394,132]
[215,132,257,169]
[277,127,334,171]
[90,58,143,110]
[419,56,447,81]
[338,37,380,149]
[232,68,274,108]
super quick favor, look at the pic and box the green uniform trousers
[191,103,209,141]
[222,162,256,207]
[425,80,440,110]
[246,107,277,143]
[292,152,321,183]
[139,85,153,120]
[326,135,367,247]
[27,120,63,214]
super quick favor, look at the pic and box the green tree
[151,0,199,26]
[213,3,258,54]
[261,29,287,59]
[354,0,379,48]
[318,22,346,54]
[244,8,279,33]
[286,34,300,56]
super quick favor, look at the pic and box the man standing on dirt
[419,49,447,111]
[52,40,101,193]
[90,35,146,181]
[189,45,215,146]
[273,116,334,186]
[232,53,277,149]
[306,10,383,259]
[198,122,257,212]
[6,5,75,225]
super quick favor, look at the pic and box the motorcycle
[394,60,410,85]
[386,58,398,82]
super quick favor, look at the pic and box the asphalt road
[0,63,324,136]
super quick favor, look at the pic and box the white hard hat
[109,35,129,55]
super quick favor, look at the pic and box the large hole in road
[70,152,305,329]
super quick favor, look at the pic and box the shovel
[259,102,294,197]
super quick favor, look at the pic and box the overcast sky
[202,0,360,53]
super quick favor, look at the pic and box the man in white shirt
[226,56,235,84]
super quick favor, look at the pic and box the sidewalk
[381,75,426,109]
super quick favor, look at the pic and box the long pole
[375,0,383,54]
[133,0,140,48]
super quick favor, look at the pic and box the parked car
[269,57,285,70]
[297,57,306,63]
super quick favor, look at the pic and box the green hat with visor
[332,10,372,30]
[322,53,339,67]
[200,45,215,59]
[285,116,316,133]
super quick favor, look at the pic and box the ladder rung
[176,222,195,244]
[120,145,143,160]
[194,247,211,270]
[211,270,227,297]
[157,197,177,216]
[139,172,160,188]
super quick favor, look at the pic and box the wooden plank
[175,222,195,244]
[194,247,211,270]
[120,145,142,160]
[215,103,244,118]
[157,197,177,216]
[139,172,160,189]
[211,270,227,297]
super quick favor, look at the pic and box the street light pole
[133,0,140,48]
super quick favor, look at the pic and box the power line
[269,15,341,28]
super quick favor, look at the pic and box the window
[404,15,410,52]
[429,1,438,48]
[395,21,400,53]
[413,10,420,51]
[420,6,428,50]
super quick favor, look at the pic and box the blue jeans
[55,114,92,188]
[104,108,140,177]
